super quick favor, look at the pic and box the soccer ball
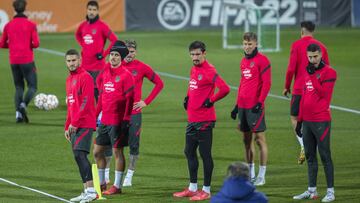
[34,93,47,109]
[45,94,59,110]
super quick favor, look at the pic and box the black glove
[295,121,303,138]
[230,105,238,120]
[306,63,316,75]
[202,98,214,108]
[96,53,103,60]
[251,102,262,113]
[120,120,130,136]
[183,96,189,110]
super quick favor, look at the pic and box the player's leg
[93,124,111,189]
[290,95,305,164]
[10,64,25,123]
[104,147,112,184]
[21,62,37,107]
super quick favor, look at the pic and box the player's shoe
[103,185,121,195]
[70,192,86,202]
[16,117,24,123]
[293,190,319,200]
[173,188,198,197]
[79,192,97,203]
[19,106,29,123]
[322,192,335,202]
[122,176,132,187]
[189,190,211,201]
[254,177,265,186]
[298,148,305,164]
[250,177,256,184]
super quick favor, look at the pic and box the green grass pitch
[0,28,360,202]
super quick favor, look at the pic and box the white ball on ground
[34,93,47,109]
[46,94,59,110]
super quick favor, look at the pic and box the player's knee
[130,147,139,156]
[184,148,196,159]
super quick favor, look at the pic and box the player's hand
[133,100,147,111]
[96,53,103,60]
[121,120,130,136]
[202,98,214,108]
[251,102,262,113]
[68,124,78,135]
[295,121,303,138]
[64,131,71,142]
[306,63,316,75]
[97,112,102,127]
[230,105,238,120]
[183,96,189,110]
[282,88,291,98]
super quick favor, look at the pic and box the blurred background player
[283,21,330,164]
[64,49,97,203]
[210,162,268,203]
[0,0,39,123]
[230,32,272,186]
[121,39,164,187]
[93,41,134,195]
[293,44,336,202]
[173,41,230,201]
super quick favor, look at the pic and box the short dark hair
[227,162,250,180]
[125,39,137,49]
[65,49,80,57]
[87,0,99,9]
[13,0,27,13]
[307,43,321,52]
[189,41,206,52]
[301,21,315,32]
[243,32,257,42]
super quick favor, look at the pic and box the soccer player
[75,0,118,101]
[93,41,134,195]
[283,21,330,164]
[293,44,337,202]
[121,40,164,187]
[0,0,39,123]
[230,32,271,186]
[173,41,230,201]
[64,49,97,203]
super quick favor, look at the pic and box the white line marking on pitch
[0,178,71,202]
[36,47,360,115]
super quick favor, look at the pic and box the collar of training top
[14,13,27,18]
[86,15,99,24]
[244,47,258,59]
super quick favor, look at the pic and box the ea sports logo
[157,0,190,30]
[0,10,9,32]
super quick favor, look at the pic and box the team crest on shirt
[132,70,138,76]
[198,74,203,81]
[316,73,321,79]
[72,79,77,86]
[115,76,121,82]
[250,62,255,68]
[92,29,97,34]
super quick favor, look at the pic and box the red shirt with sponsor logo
[187,60,230,122]
[75,19,118,71]
[237,52,272,109]
[123,59,164,115]
[285,36,330,95]
[65,67,96,130]
[0,15,40,64]
[96,63,135,125]
[299,65,337,122]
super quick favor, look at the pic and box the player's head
[65,49,81,72]
[189,41,206,66]
[13,0,27,13]
[110,40,129,67]
[87,0,99,20]
[125,39,137,63]
[307,43,322,67]
[301,21,315,36]
[227,162,250,180]
[242,32,258,55]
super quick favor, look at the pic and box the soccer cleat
[173,188,198,197]
[189,190,211,201]
[70,192,86,202]
[122,176,132,187]
[103,185,121,195]
[254,177,265,186]
[79,192,97,203]
[298,148,305,164]
[322,192,335,202]
[19,107,29,123]
[293,190,319,200]
[16,117,24,123]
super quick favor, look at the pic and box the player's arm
[0,25,9,48]
[102,25,118,57]
[96,73,103,117]
[75,24,83,47]
[309,69,337,99]
[123,74,135,121]
[321,45,330,65]
[258,61,272,106]
[209,72,230,103]
[142,66,164,105]
[31,24,40,48]
[283,44,297,96]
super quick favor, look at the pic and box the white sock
[248,163,255,179]
[202,186,211,194]
[297,136,304,148]
[308,187,317,193]
[20,102,26,109]
[105,168,110,182]
[98,169,105,185]
[258,165,266,178]
[86,187,96,194]
[126,169,134,178]
[114,170,124,189]
[188,182,197,192]
[327,187,334,194]
[16,111,22,118]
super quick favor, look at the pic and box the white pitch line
[36,47,360,115]
[0,178,71,203]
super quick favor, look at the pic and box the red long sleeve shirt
[299,64,337,122]
[75,19,118,71]
[96,63,135,125]
[237,52,272,109]
[284,36,330,95]
[0,15,40,64]
[123,59,164,115]
[187,60,230,122]
[65,67,96,130]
